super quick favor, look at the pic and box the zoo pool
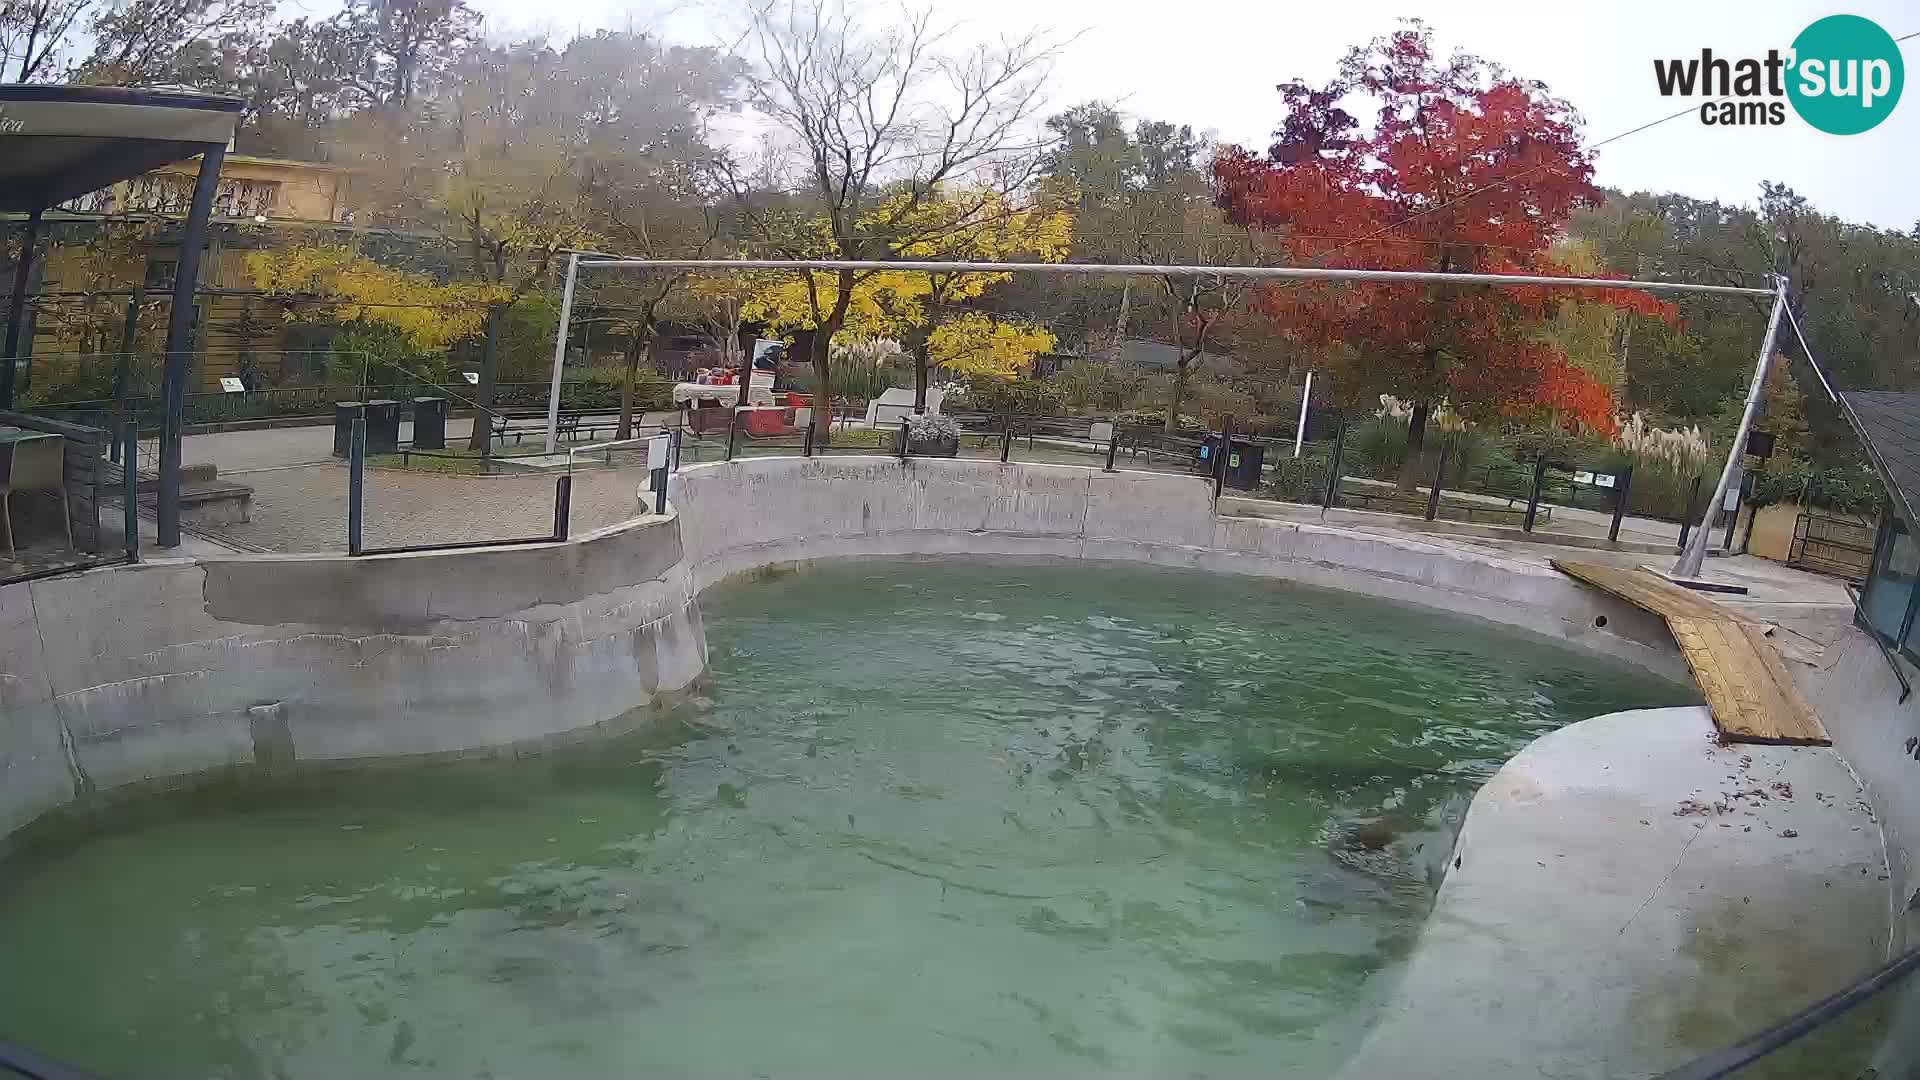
[0,560,1687,1078]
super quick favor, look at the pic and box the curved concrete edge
[1794,627,1920,948]
[670,456,1691,683]
[0,513,705,843]
[1338,706,1888,1079]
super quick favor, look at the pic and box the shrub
[957,377,1067,416]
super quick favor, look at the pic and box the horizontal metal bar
[575,258,1774,297]
[354,535,560,557]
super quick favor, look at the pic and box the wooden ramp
[1552,560,1830,746]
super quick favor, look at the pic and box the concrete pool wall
[1,454,1689,846]
[0,513,704,842]
[669,456,1688,679]
[0,452,1910,1075]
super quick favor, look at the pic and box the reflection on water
[0,560,1684,1078]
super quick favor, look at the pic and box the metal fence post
[1676,474,1703,552]
[654,468,668,514]
[803,421,814,457]
[898,418,910,460]
[1212,416,1234,501]
[1425,436,1452,521]
[1105,428,1119,472]
[725,408,738,461]
[1000,413,1013,463]
[122,420,140,563]
[553,474,572,540]
[1522,452,1548,532]
[670,426,683,471]
[1608,465,1634,544]
[347,416,365,556]
[1322,414,1347,510]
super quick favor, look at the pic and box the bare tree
[722,0,1059,440]
[0,0,87,81]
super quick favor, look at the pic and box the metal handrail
[1846,584,1911,703]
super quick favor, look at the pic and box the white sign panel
[1593,473,1616,489]
[463,371,481,385]
[219,377,245,393]
[646,434,671,470]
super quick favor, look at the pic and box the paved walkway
[135,419,1800,566]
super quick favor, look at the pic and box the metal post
[553,474,572,540]
[543,252,580,454]
[1000,413,1012,463]
[1105,428,1119,472]
[653,468,668,514]
[725,409,738,461]
[898,418,910,460]
[1677,475,1703,552]
[122,420,140,563]
[347,416,365,556]
[157,143,226,548]
[1294,370,1313,459]
[1523,452,1548,532]
[670,426,683,471]
[803,421,815,457]
[1674,276,1788,579]
[1322,414,1347,510]
[1608,465,1634,544]
[1212,416,1234,501]
[1,206,42,411]
[109,287,142,464]
[1425,437,1451,521]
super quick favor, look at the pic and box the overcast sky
[478,0,1920,231]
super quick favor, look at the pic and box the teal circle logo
[1787,14,1903,134]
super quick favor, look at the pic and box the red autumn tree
[1214,21,1670,482]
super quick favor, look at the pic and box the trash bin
[332,401,365,458]
[412,396,448,449]
[1224,440,1265,491]
[1198,436,1265,490]
[364,399,401,455]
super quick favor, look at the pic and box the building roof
[1840,390,1920,524]
[0,84,242,211]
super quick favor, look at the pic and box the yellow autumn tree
[928,314,1056,380]
[738,188,1071,408]
[247,244,512,352]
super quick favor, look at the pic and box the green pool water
[0,561,1685,1078]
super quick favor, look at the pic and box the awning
[0,84,242,211]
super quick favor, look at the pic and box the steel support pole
[1,207,42,411]
[157,143,226,548]
[1674,276,1788,579]
[1425,437,1451,521]
[347,417,365,556]
[1294,370,1313,458]
[553,474,572,540]
[109,286,142,464]
[543,252,580,454]
[1323,414,1347,510]
[123,420,140,563]
[1609,465,1634,544]
[1105,429,1119,472]
[1212,417,1234,501]
[1523,452,1548,532]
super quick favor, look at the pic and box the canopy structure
[0,84,243,547]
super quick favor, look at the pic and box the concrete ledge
[672,457,1688,682]
[1339,707,1888,1079]
[0,513,703,843]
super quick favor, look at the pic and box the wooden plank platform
[1552,560,1830,746]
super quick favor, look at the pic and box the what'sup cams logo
[1653,14,1904,134]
